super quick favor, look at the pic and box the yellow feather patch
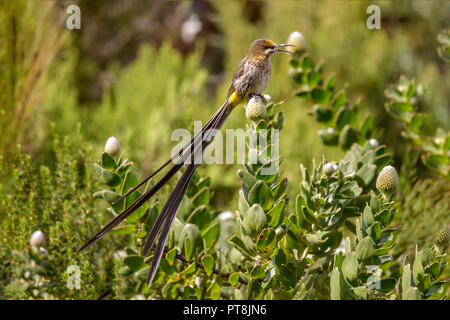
[228,92,244,107]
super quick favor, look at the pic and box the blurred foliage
[0,129,118,299]
[0,0,449,299]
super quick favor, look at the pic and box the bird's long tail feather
[78,100,231,252]
[145,101,231,286]
[111,103,228,206]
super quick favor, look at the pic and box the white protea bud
[180,14,202,43]
[368,138,379,149]
[219,211,235,222]
[287,31,308,53]
[376,165,399,195]
[245,96,266,122]
[104,136,120,156]
[323,162,338,175]
[30,230,45,247]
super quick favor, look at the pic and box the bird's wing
[226,56,248,98]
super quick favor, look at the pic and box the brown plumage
[79,39,293,286]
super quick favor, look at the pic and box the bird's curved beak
[273,43,295,54]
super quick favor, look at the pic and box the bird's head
[248,39,294,60]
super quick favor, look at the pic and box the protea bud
[368,138,379,149]
[104,136,120,156]
[376,165,399,196]
[245,96,266,122]
[287,31,308,53]
[436,228,449,249]
[30,230,45,247]
[323,162,338,175]
[263,94,272,103]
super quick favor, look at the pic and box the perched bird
[79,39,293,286]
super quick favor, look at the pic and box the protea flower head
[30,230,45,247]
[376,165,399,195]
[323,162,338,175]
[104,136,120,156]
[246,96,267,123]
[287,31,308,53]
[368,138,379,149]
[436,227,449,249]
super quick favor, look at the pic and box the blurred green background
[1,0,449,201]
[0,0,448,298]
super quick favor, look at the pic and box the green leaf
[186,205,210,231]
[311,88,332,105]
[267,199,285,227]
[124,255,147,273]
[413,254,425,284]
[181,262,197,277]
[312,104,333,123]
[243,204,268,238]
[342,252,358,282]
[362,204,374,230]
[374,209,390,226]
[307,71,321,87]
[238,190,250,217]
[403,287,422,300]
[339,125,359,150]
[417,274,432,292]
[247,278,263,299]
[238,169,257,190]
[424,261,440,279]
[110,224,135,235]
[256,228,277,252]
[402,263,412,297]
[250,266,265,279]
[301,205,317,225]
[318,128,339,146]
[202,222,220,249]
[353,287,372,299]
[336,107,356,131]
[229,272,240,286]
[101,152,116,170]
[356,236,374,261]
[325,74,336,91]
[192,187,210,207]
[385,102,414,123]
[201,255,214,276]
[360,117,374,139]
[228,235,255,258]
[332,91,347,110]
[166,248,177,266]
[121,170,138,195]
[330,268,341,300]
[301,55,313,71]
[102,169,121,187]
[356,164,376,187]
[184,238,193,261]
[181,224,203,260]
[248,180,274,211]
